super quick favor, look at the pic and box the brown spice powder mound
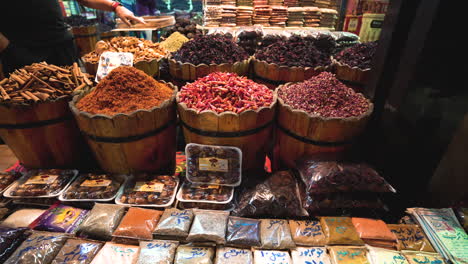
[77,66,173,115]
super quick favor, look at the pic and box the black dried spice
[311,33,336,55]
[237,31,263,56]
[334,41,378,69]
[173,34,248,65]
[255,36,331,67]
[259,34,287,48]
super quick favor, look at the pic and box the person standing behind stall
[0,0,145,75]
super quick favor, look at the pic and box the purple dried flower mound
[335,41,378,69]
[173,35,249,65]
[254,36,331,68]
[278,72,370,118]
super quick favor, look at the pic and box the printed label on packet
[26,175,58,185]
[198,157,228,172]
[197,185,220,190]
[134,181,164,192]
[80,179,112,187]
[95,51,133,82]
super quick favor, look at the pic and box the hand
[0,33,9,54]
[115,5,146,27]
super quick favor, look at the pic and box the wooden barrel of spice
[71,25,99,57]
[168,58,250,81]
[100,31,118,41]
[177,92,277,171]
[82,58,162,78]
[275,84,374,168]
[69,82,177,174]
[0,98,91,168]
[332,57,371,85]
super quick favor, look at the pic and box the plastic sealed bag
[76,203,126,241]
[4,231,68,264]
[137,240,179,264]
[90,242,140,264]
[366,245,409,264]
[387,224,435,252]
[253,250,292,264]
[7,169,77,197]
[260,219,296,249]
[29,203,89,234]
[233,171,308,218]
[328,246,370,264]
[401,251,447,264]
[62,173,125,200]
[187,209,229,244]
[296,160,395,194]
[303,193,387,213]
[0,227,30,263]
[153,208,193,238]
[1,208,45,228]
[289,220,327,246]
[118,174,178,206]
[227,216,261,247]
[291,247,331,264]
[51,238,103,264]
[215,247,253,264]
[174,246,215,264]
[113,207,163,240]
[351,218,397,241]
[320,217,364,245]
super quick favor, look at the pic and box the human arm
[76,0,145,26]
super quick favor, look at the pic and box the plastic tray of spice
[176,181,234,204]
[186,143,242,187]
[0,172,21,195]
[115,174,179,207]
[3,169,78,198]
[59,173,127,202]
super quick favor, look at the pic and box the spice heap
[160,32,190,52]
[173,34,248,65]
[76,66,173,115]
[0,62,93,104]
[278,72,370,118]
[335,41,378,69]
[163,18,201,39]
[237,30,263,55]
[83,37,167,64]
[179,72,273,114]
[255,36,331,68]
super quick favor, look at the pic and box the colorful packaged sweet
[215,247,253,264]
[387,224,435,252]
[90,242,140,264]
[76,203,126,241]
[260,219,296,249]
[253,249,292,264]
[153,208,194,238]
[112,207,163,240]
[289,220,327,246]
[29,203,89,234]
[187,209,229,244]
[328,246,370,264]
[61,173,125,200]
[174,246,215,264]
[5,169,77,197]
[137,240,179,264]
[0,227,30,263]
[290,247,331,264]
[51,238,103,264]
[320,217,364,245]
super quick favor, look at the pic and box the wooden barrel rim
[331,57,371,72]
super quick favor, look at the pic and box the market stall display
[29,203,89,234]
[303,7,321,27]
[259,219,295,249]
[366,246,409,264]
[82,37,167,76]
[66,16,99,57]
[0,209,45,228]
[387,224,436,252]
[0,227,30,263]
[187,209,230,244]
[177,72,276,171]
[160,32,190,52]
[320,217,364,245]
[153,208,194,238]
[170,35,250,81]
[0,63,93,168]
[61,173,126,201]
[117,174,179,206]
[0,172,21,194]
[236,29,263,55]
[227,216,262,247]
[328,246,370,264]
[174,246,215,264]
[333,41,377,84]
[402,251,447,264]
[291,247,331,264]
[319,8,338,29]
[113,207,163,240]
[137,240,179,264]
[177,181,234,203]
[276,72,373,167]
[70,66,177,174]
[76,203,126,241]
[351,218,398,249]
[215,247,253,264]
[289,220,327,246]
[253,6,272,26]
[51,238,103,264]
[89,242,140,264]
[253,249,292,264]
[162,18,202,39]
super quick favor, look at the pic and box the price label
[134,182,164,192]
[81,179,112,187]
[199,157,228,172]
[26,175,58,185]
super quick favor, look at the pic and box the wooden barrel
[169,58,250,81]
[332,57,371,85]
[177,91,277,171]
[72,25,99,57]
[0,97,91,168]
[252,58,331,84]
[275,85,374,168]
[69,83,177,174]
[100,31,118,41]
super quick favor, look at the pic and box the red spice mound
[77,66,173,115]
[278,72,370,118]
[179,72,273,114]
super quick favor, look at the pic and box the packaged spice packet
[320,217,364,245]
[187,209,229,244]
[29,203,89,234]
[137,240,179,264]
[253,249,292,264]
[76,203,126,241]
[366,246,409,264]
[290,247,331,264]
[113,207,163,240]
[215,247,253,264]
[351,218,397,241]
[153,208,194,238]
[259,219,296,249]
[401,251,447,264]
[328,246,370,264]
[4,231,68,264]
[289,220,327,246]
[1,208,45,228]
[174,246,215,264]
[227,216,261,247]
[0,227,30,263]
[387,224,435,252]
[51,238,103,264]
[90,242,140,264]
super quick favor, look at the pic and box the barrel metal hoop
[0,115,72,129]
[180,119,273,138]
[277,123,353,147]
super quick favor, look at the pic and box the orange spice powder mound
[77,66,173,115]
